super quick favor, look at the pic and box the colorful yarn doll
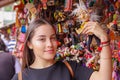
[71,0,101,53]
[25,3,37,22]
[13,0,24,28]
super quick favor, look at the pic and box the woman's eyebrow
[37,34,56,37]
[38,35,46,37]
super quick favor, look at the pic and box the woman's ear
[27,41,33,49]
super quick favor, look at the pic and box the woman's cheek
[34,41,42,46]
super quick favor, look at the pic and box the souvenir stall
[12,0,120,79]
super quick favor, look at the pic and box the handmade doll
[71,0,100,53]
[13,0,24,28]
[25,3,37,22]
[54,10,66,22]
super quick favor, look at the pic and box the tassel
[58,23,62,33]
[64,0,72,12]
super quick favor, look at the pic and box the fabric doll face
[79,10,90,22]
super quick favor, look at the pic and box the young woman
[12,18,112,80]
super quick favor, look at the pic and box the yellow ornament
[7,28,11,34]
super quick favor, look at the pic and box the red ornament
[56,41,61,46]
[97,46,102,52]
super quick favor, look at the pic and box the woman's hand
[82,22,109,42]
[82,22,112,80]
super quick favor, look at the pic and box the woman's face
[27,24,57,61]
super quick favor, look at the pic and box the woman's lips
[45,50,54,53]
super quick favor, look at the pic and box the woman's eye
[39,38,46,41]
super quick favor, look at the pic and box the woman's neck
[30,59,56,69]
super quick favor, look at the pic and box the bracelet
[100,40,110,47]
[101,40,110,44]
[101,42,110,47]
[98,40,110,52]
[100,57,112,60]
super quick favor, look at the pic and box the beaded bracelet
[97,40,110,52]
[100,40,110,47]
[101,40,110,44]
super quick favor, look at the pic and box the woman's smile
[44,49,54,54]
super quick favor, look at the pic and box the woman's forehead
[33,24,55,35]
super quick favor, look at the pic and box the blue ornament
[21,25,26,33]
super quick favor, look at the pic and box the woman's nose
[46,39,53,47]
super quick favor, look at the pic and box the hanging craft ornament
[14,0,24,28]
[71,0,100,33]
[47,0,55,6]
[71,0,87,21]
[7,28,11,34]
[18,32,26,42]
[21,25,26,33]
[57,23,63,33]
[54,10,66,22]
[71,0,101,53]
[64,0,73,12]
[71,0,89,34]
[25,3,35,11]
[41,0,48,10]
[25,3,37,22]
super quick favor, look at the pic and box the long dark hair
[22,18,55,70]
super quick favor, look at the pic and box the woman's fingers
[81,22,107,40]
[82,26,91,34]
[82,22,96,34]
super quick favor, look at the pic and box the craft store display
[1,0,120,80]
